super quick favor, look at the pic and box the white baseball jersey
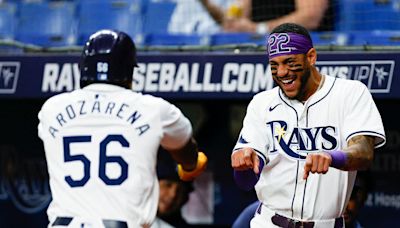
[234,75,385,224]
[38,83,192,227]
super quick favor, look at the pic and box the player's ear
[306,48,317,65]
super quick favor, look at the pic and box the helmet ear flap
[79,29,137,88]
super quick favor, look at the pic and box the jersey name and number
[46,99,151,188]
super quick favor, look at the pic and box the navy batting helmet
[80,29,138,87]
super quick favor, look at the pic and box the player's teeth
[282,79,293,84]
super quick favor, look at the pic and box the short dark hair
[157,148,194,197]
[270,23,313,45]
[156,148,193,190]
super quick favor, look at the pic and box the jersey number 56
[63,134,129,187]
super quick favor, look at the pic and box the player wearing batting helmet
[231,23,385,228]
[38,29,207,228]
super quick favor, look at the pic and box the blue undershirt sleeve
[233,156,265,191]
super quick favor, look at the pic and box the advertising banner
[0,52,397,99]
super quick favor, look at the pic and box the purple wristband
[328,150,347,168]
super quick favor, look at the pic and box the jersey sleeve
[37,110,45,140]
[233,96,269,162]
[159,99,192,150]
[343,81,386,148]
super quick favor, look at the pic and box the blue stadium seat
[77,0,143,45]
[144,33,204,46]
[350,30,400,46]
[209,33,266,46]
[0,3,17,40]
[142,0,176,34]
[310,32,350,46]
[336,0,400,31]
[15,1,77,47]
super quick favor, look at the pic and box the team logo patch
[0,62,20,94]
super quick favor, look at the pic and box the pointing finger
[243,149,253,167]
[252,152,260,174]
[303,155,312,180]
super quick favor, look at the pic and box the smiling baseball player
[232,23,386,228]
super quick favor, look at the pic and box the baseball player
[232,23,385,228]
[38,30,207,228]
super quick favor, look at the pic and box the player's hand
[303,152,332,179]
[231,148,261,174]
[178,152,208,181]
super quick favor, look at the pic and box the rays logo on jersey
[267,120,338,159]
[0,62,20,94]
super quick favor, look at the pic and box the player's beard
[276,63,311,101]
[294,65,311,101]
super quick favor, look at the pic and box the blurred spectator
[343,171,373,228]
[168,0,235,34]
[199,0,334,33]
[153,150,194,228]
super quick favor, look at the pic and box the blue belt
[52,217,128,228]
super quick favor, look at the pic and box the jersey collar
[82,83,127,92]
[278,75,336,106]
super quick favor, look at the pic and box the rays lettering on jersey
[48,100,150,138]
[266,120,338,159]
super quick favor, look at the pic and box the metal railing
[2,39,400,54]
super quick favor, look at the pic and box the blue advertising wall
[0,52,399,227]
[0,52,397,99]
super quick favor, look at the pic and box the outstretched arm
[199,0,225,24]
[303,135,375,179]
[167,137,198,172]
[232,147,266,190]
[342,135,375,170]
[167,137,208,181]
[264,0,328,31]
[222,0,328,33]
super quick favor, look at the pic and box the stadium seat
[336,0,400,31]
[350,30,400,46]
[15,1,77,47]
[209,33,266,46]
[310,32,350,46]
[143,33,204,46]
[142,0,176,34]
[77,0,143,45]
[0,3,17,40]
